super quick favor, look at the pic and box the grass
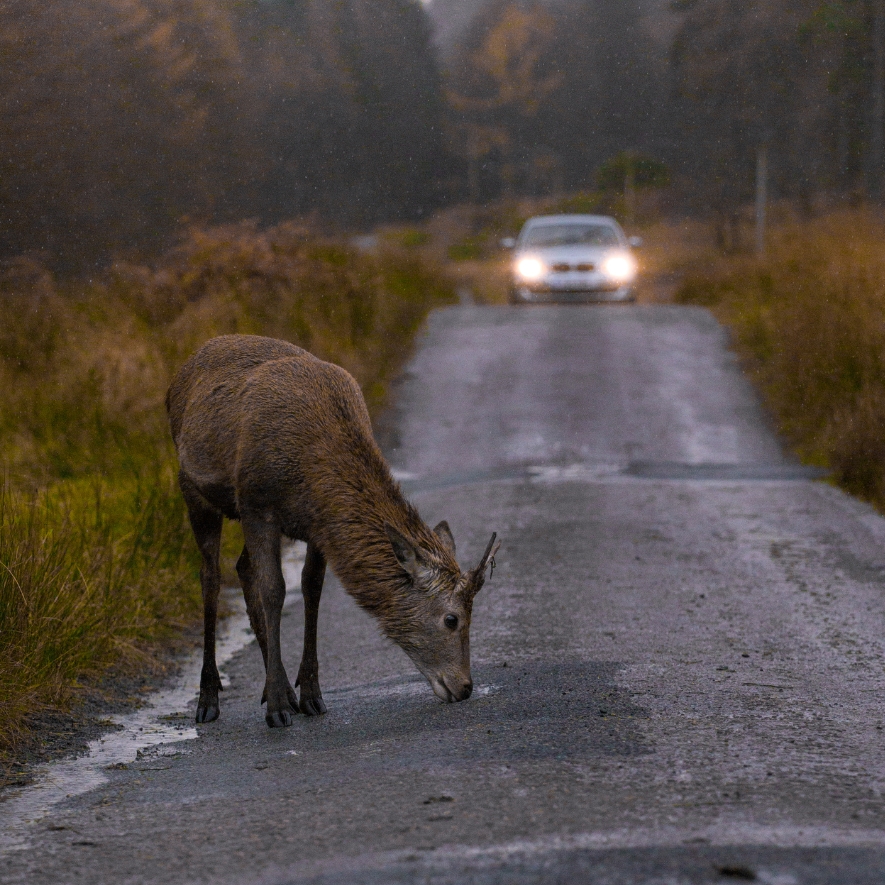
[674,207,885,507]
[0,470,201,747]
[0,222,456,758]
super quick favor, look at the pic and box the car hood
[515,244,623,262]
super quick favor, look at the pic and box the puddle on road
[395,461,826,495]
[0,544,306,853]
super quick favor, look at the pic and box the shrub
[447,238,487,261]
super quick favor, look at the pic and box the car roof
[522,214,620,227]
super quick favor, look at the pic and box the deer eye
[444,614,459,630]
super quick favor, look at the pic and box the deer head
[384,522,500,703]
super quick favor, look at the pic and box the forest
[3,0,885,269]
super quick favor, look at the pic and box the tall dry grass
[675,208,885,505]
[0,222,455,756]
[0,472,199,736]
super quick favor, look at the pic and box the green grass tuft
[0,469,202,751]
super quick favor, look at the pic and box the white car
[506,214,639,304]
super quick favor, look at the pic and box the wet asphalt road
[4,304,885,884]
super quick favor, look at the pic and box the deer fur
[166,334,498,728]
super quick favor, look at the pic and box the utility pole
[468,129,480,204]
[755,144,768,257]
[624,152,636,227]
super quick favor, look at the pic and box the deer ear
[385,524,423,579]
[433,520,456,557]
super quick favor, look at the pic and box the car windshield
[523,223,619,248]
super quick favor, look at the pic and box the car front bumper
[511,283,635,303]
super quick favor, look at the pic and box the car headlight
[602,252,637,284]
[515,256,545,282]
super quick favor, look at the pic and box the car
[504,214,640,304]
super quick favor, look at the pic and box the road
[3,304,885,884]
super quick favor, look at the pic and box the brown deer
[166,334,499,727]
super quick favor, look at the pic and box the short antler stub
[479,532,499,573]
[467,533,501,598]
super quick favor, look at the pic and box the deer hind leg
[296,542,327,716]
[241,516,297,728]
[180,473,224,724]
[236,545,269,670]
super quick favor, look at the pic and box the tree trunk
[755,144,768,257]
[870,0,885,199]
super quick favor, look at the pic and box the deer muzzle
[430,674,474,703]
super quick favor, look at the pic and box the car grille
[551,262,595,272]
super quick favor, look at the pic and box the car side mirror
[500,237,517,250]
[628,236,643,248]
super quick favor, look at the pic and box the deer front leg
[242,517,297,728]
[180,474,224,724]
[238,544,298,711]
[297,542,327,716]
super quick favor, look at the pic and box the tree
[0,0,252,266]
[670,0,840,244]
[802,0,885,196]
[446,0,562,199]
[0,0,450,268]
[443,0,664,200]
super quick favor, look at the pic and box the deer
[166,334,499,727]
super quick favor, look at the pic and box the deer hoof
[299,696,327,716]
[265,708,295,728]
[196,702,219,724]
